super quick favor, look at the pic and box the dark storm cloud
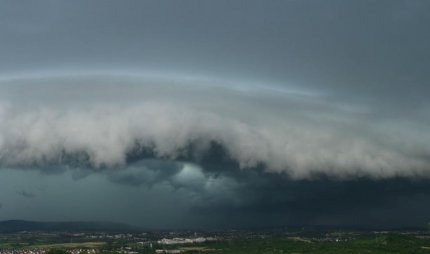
[190,173,430,227]
[107,159,183,187]
[1,0,429,110]
[0,0,429,228]
[71,155,430,228]
[67,140,430,228]
[58,141,429,228]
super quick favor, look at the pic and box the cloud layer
[0,74,429,179]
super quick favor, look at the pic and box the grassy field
[154,234,430,254]
[30,242,106,249]
[2,233,430,253]
[0,241,106,250]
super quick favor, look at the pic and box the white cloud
[0,74,429,179]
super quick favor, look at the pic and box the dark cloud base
[18,142,430,229]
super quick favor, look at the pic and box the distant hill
[0,220,141,233]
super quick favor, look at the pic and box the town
[1,228,430,254]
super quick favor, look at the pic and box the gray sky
[0,0,429,229]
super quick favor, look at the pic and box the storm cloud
[0,0,429,229]
[51,157,430,229]
[0,75,429,179]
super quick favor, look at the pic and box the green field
[151,234,430,254]
[0,241,106,250]
[2,233,430,254]
[31,242,106,249]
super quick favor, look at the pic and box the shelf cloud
[0,75,429,179]
[1,0,429,228]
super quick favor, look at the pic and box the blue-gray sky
[0,0,429,229]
